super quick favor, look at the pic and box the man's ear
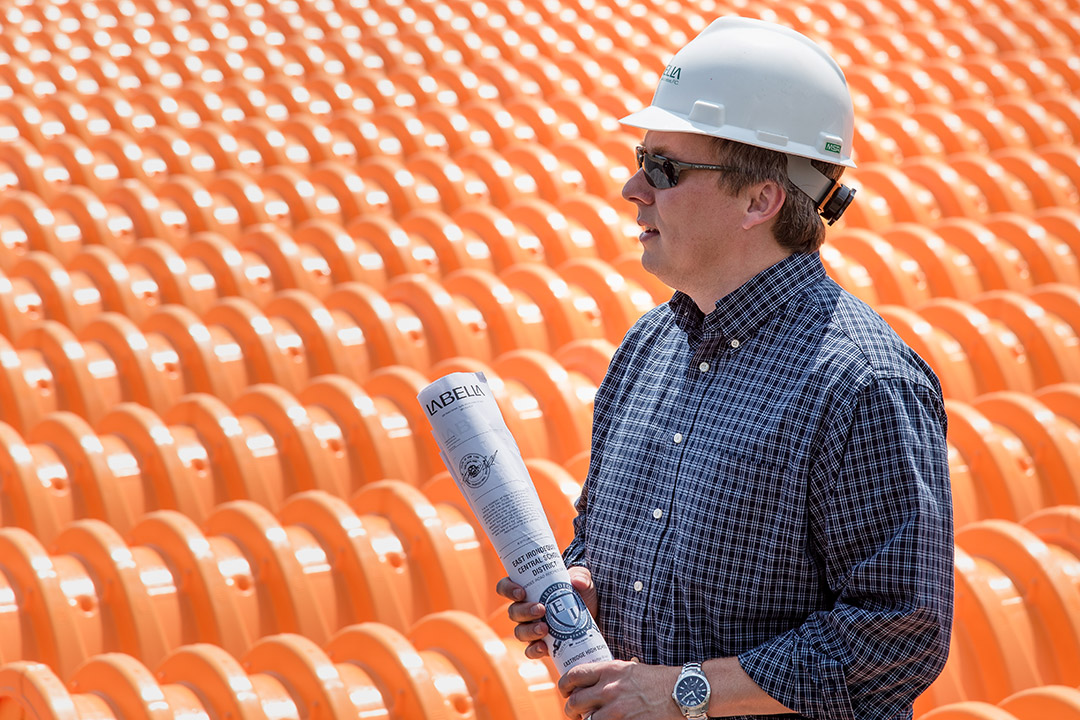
[742,180,786,230]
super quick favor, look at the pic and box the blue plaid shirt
[563,251,953,720]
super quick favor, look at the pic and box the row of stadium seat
[3,66,1078,180]
[2,0,1075,29]
[0,96,1077,208]
[0,611,565,720]
[2,1,1078,96]
[1,362,1077,547]
[0,462,583,677]
[3,47,1078,135]
[0,216,641,335]
[0,265,1075,441]
[0,485,495,677]
[0,264,645,428]
[0,352,604,542]
[880,287,1080,398]
[0,190,640,276]
[2,205,1076,324]
[948,387,1080,527]
[830,212,1080,303]
[847,152,1080,230]
[2,148,1076,293]
[921,507,1080,712]
[858,102,1080,161]
[1,200,1077,342]
[0,495,1076,716]
[0,142,631,230]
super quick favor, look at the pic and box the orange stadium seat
[831,228,934,306]
[920,686,1080,719]
[934,218,1036,292]
[0,340,603,536]
[883,223,985,298]
[881,307,979,401]
[975,292,1080,386]
[0,614,563,719]
[920,298,1037,395]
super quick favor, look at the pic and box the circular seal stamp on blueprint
[539,582,592,641]
[458,450,497,488]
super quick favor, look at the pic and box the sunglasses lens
[636,149,676,189]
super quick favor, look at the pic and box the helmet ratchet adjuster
[786,155,855,225]
[818,179,856,225]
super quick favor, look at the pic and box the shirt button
[673,433,683,444]
[633,581,644,592]
[730,339,741,348]
[698,361,710,372]
[652,508,663,519]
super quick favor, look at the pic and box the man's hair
[708,137,845,254]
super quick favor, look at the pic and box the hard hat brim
[620,105,714,137]
[620,105,856,168]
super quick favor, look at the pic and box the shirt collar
[669,251,827,346]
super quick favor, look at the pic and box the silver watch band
[675,661,710,720]
[685,662,706,720]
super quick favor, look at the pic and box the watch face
[676,675,709,706]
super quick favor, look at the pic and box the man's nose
[622,167,653,204]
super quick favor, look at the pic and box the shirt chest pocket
[672,444,808,613]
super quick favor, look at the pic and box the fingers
[568,566,593,588]
[568,566,599,619]
[497,576,552,658]
[495,576,525,601]
[512,604,549,658]
[497,577,547,623]
[509,600,546,624]
[525,639,550,659]
[560,664,603,720]
[558,661,602,697]
[512,618,551,658]
[512,611,547,642]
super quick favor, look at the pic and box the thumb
[568,566,598,618]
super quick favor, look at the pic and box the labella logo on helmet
[621,16,858,224]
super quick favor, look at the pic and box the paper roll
[418,371,612,674]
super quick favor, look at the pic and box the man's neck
[686,245,794,313]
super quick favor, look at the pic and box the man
[497,16,953,720]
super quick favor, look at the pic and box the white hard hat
[622,16,856,167]
[622,17,858,222]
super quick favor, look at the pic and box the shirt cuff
[562,536,587,569]
[737,630,855,720]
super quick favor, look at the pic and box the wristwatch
[672,661,711,719]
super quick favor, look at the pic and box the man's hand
[558,660,681,720]
[495,566,598,659]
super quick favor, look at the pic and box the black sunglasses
[635,146,746,189]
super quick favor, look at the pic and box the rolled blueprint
[418,371,612,674]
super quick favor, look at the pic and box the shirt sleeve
[561,320,643,570]
[737,377,954,720]
[562,486,589,568]
[562,366,609,570]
